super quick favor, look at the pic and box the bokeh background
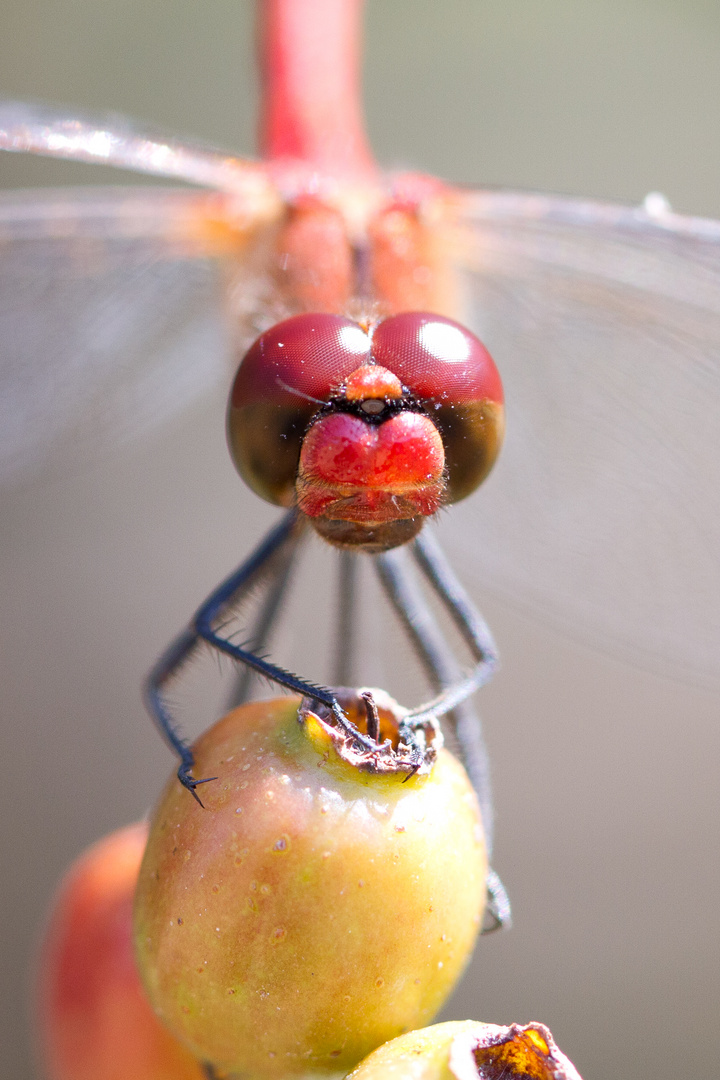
[1,2,719,1078]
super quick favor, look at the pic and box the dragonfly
[1,0,719,933]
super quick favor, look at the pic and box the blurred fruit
[344,1019,584,1079]
[37,821,206,1080]
[134,691,487,1078]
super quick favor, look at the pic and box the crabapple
[134,691,488,1078]
[37,821,206,1080]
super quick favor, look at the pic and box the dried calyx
[298,686,442,776]
[449,1023,583,1080]
[346,1021,584,1080]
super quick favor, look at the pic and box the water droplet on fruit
[273,835,290,852]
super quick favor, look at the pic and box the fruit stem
[361,690,381,742]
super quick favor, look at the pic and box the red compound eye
[371,312,502,404]
[371,313,504,503]
[228,313,371,505]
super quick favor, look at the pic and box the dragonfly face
[227,310,504,551]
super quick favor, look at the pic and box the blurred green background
[1,2,719,1079]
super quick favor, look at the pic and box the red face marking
[342,365,404,402]
[230,313,371,410]
[297,411,446,524]
[371,311,503,405]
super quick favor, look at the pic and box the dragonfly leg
[194,513,380,756]
[402,526,499,725]
[144,624,212,804]
[375,537,510,932]
[374,547,493,841]
[145,510,324,803]
[333,550,358,686]
[225,535,297,710]
[483,869,513,933]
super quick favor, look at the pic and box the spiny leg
[403,525,499,724]
[145,509,351,802]
[144,623,212,804]
[374,538,510,932]
[194,514,380,757]
[333,549,358,687]
[225,535,297,711]
[374,546,493,846]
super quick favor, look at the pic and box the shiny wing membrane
[440,190,720,686]
[0,99,272,195]
[0,105,288,487]
[0,185,282,488]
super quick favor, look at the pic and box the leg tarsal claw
[177,763,218,807]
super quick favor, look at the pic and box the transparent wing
[0,185,279,488]
[0,100,272,195]
[438,190,720,686]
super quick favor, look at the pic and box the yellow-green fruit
[133,696,487,1078]
[345,1020,584,1080]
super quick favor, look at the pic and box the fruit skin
[344,1020,584,1080]
[37,822,206,1080]
[345,1020,478,1080]
[133,696,487,1079]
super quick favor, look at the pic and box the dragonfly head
[227,312,504,552]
